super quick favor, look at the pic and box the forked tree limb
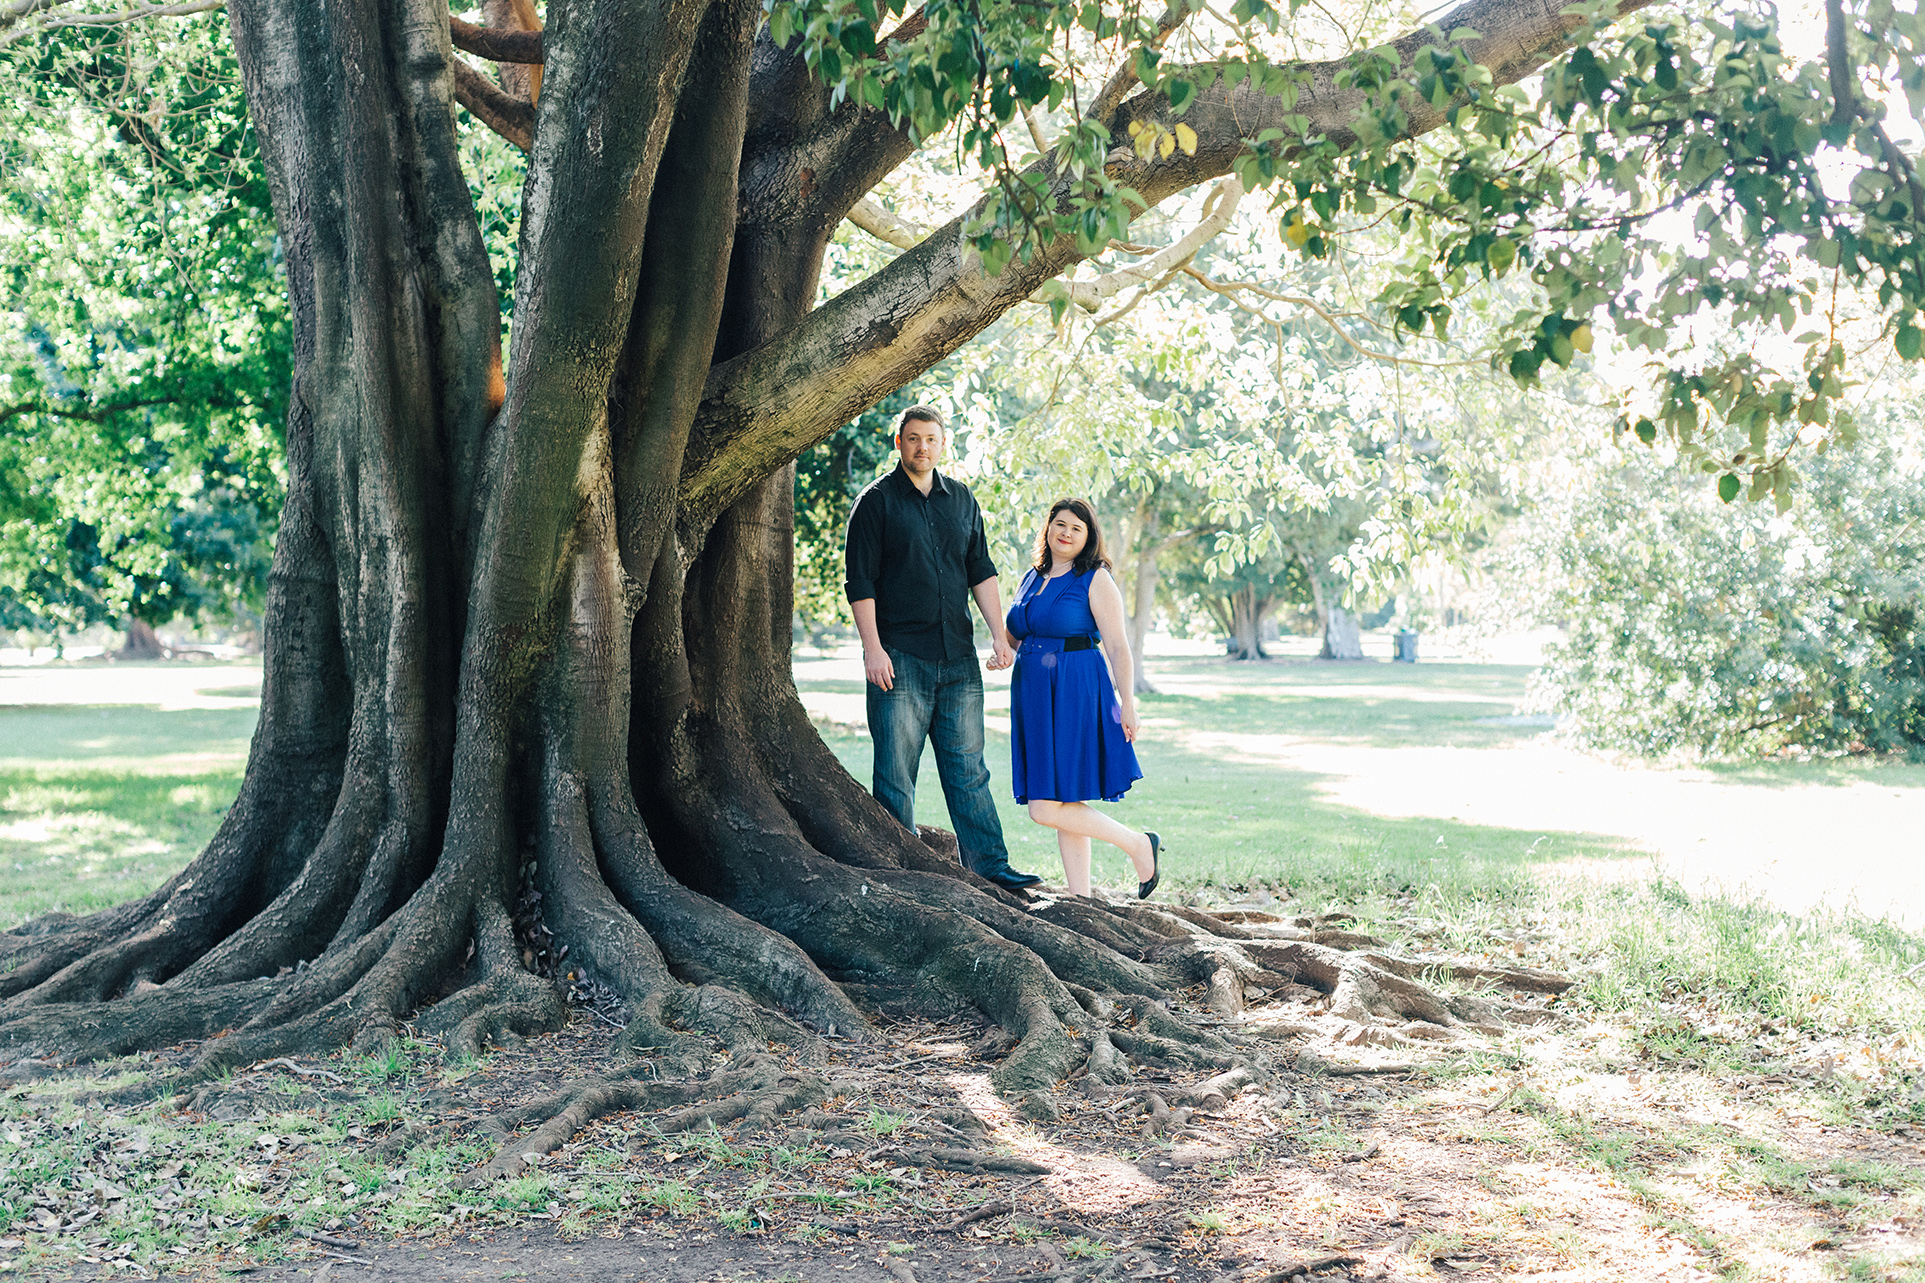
[451,57,534,151]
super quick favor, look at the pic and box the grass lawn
[1,657,1921,1281]
[0,703,253,927]
[810,658,1640,900]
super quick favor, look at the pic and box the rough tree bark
[0,0,1602,1166]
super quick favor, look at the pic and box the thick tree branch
[450,15,541,64]
[0,0,219,45]
[681,0,1651,524]
[1084,1,1192,132]
[717,25,924,354]
[734,14,927,240]
[0,396,183,428]
[451,56,533,152]
[844,175,1243,314]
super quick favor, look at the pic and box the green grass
[804,652,1925,1073]
[0,701,256,927]
[809,656,1641,899]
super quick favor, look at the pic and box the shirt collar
[890,461,951,496]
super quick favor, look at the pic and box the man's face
[896,417,946,475]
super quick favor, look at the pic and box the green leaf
[1717,474,1741,503]
[1898,323,1923,362]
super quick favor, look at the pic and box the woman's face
[1047,509,1089,564]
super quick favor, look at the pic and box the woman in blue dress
[1004,498,1161,899]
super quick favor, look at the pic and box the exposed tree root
[871,1144,1053,1175]
[461,1050,826,1185]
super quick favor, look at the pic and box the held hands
[985,634,1016,671]
[1120,701,1140,742]
[864,645,895,691]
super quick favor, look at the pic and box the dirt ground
[9,970,1918,1283]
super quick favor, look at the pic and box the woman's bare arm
[1089,568,1140,741]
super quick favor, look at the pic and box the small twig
[291,1227,363,1250]
[261,1057,347,1085]
[945,1199,1012,1231]
[1251,1256,1363,1282]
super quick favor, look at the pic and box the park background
[2,0,1924,1278]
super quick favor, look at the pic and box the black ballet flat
[1138,831,1161,900]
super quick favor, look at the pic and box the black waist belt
[1020,635,1096,653]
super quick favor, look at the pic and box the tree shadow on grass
[0,703,256,927]
[811,718,1646,901]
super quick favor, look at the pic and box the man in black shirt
[845,406,1041,890]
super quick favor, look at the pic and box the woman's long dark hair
[1032,497,1110,575]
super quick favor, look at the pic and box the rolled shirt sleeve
[844,487,883,602]
[963,501,998,587]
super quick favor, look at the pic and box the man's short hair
[896,405,946,434]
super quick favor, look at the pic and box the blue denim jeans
[867,646,1012,874]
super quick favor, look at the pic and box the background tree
[0,0,1919,1173]
[1514,377,1925,758]
[0,13,286,648]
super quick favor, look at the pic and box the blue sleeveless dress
[1005,567,1143,804]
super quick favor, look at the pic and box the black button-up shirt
[844,464,998,662]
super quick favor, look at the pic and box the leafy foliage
[1523,400,1925,758]
[776,0,1925,506]
[0,15,286,632]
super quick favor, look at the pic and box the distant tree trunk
[1226,585,1272,661]
[1319,606,1365,661]
[1126,504,1159,694]
[1296,544,1364,661]
[119,619,168,660]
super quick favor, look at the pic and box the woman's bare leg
[1056,831,1093,897]
[1027,800,1154,883]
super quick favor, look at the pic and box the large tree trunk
[0,0,1590,1165]
[118,618,167,660]
[1298,544,1365,661]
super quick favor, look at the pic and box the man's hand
[864,645,895,691]
[851,599,893,690]
[985,634,1015,671]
